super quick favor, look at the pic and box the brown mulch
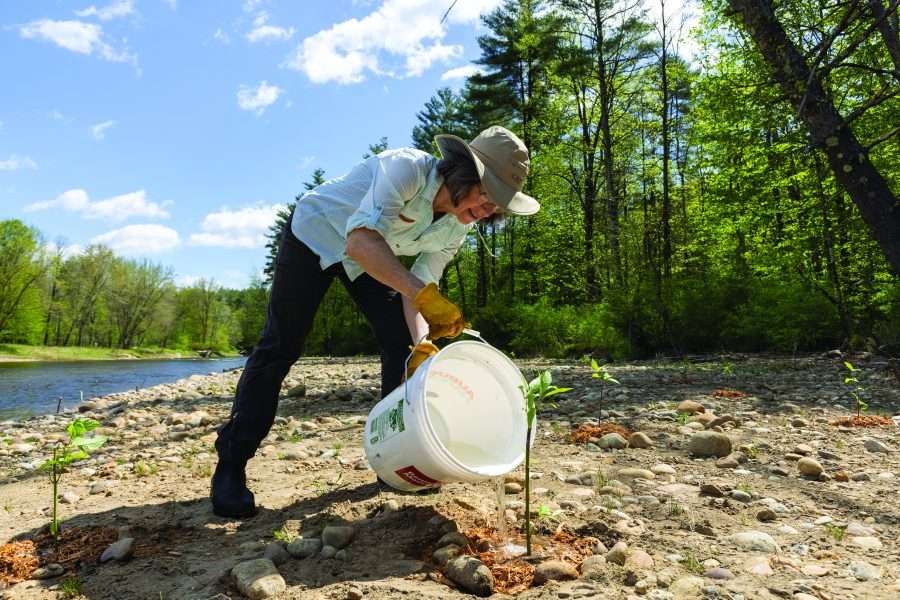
[829,415,895,427]
[0,540,39,585]
[0,526,120,586]
[712,388,747,398]
[570,423,631,444]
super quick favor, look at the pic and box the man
[211,126,540,518]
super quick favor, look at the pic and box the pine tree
[262,168,326,286]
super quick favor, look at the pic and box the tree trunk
[728,0,900,274]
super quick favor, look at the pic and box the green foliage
[521,370,572,555]
[273,524,296,543]
[60,576,82,598]
[824,522,847,543]
[39,418,107,538]
[843,361,869,416]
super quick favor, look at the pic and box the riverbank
[0,344,240,363]
[0,353,898,599]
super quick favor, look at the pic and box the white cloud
[243,0,264,13]
[19,19,137,65]
[91,224,180,254]
[237,81,283,115]
[283,0,503,84]
[246,11,295,43]
[75,0,135,21]
[441,64,482,81]
[92,120,116,140]
[0,155,38,171]
[25,189,170,222]
[189,204,284,248]
[213,28,231,44]
[163,0,177,9]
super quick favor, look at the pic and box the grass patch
[0,344,239,362]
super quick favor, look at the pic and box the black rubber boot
[211,457,257,518]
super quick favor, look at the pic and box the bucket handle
[402,328,492,406]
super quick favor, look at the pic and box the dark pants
[215,225,412,462]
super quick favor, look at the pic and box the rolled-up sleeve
[410,234,468,286]
[344,152,423,239]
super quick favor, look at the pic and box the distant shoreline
[0,344,241,364]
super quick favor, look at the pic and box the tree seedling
[843,361,868,417]
[522,370,571,555]
[589,358,619,422]
[39,418,107,540]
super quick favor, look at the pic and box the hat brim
[435,134,540,216]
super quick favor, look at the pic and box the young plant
[843,361,869,416]
[589,358,620,422]
[522,371,571,555]
[39,418,107,539]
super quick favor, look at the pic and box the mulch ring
[0,525,185,586]
[829,415,896,427]
[464,527,593,595]
[570,423,631,444]
[712,388,747,398]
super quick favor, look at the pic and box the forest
[3,0,899,358]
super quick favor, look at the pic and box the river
[0,357,247,420]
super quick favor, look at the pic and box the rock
[628,432,653,448]
[606,541,628,565]
[704,567,734,580]
[743,556,774,576]
[797,457,823,477]
[580,555,606,579]
[728,531,779,553]
[864,439,891,453]
[756,509,777,522]
[715,454,740,469]
[700,483,726,497]
[730,490,752,503]
[677,400,705,414]
[59,491,80,504]
[346,587,363,600]
[850,560,881,581]
[436,531,469,549]
[432,544,462,567]
[30,563,64,579]
[793,443,813,455]
[286,384,306,397]
[100,538,134,563]
[624,549,654,571]
[834,470,850,482]
[320,545,337,559]
[504,482,522,494]
[617,468,655,481]
[801,564,829,577]
[264,542,290,565]
[688,432,732,458]
[533,560,578,585]
[321,525,355,549]
[232,558,286,599]
[669,575,704,599]
[651,464,676,476]
[850,536,882,550]
[444,555,494,597]
[90,481,110,495]
[598,433,628,449]
[286,537,321,558]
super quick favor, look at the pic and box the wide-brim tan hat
[435,126,540,216]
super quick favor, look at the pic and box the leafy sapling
[40,418,107,539]
[843,361,868,417]
[589,358,619,422]
[522,371,572,555]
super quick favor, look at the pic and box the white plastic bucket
[363,339,531,491]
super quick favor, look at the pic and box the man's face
[452,185,498,225]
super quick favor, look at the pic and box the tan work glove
[414,283,466,339]
[406,341,439,378]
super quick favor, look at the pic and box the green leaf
[590,358,600,371]
[72,435,107,451]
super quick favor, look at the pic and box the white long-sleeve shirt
[290,148,472,285]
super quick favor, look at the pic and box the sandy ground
[1,353,898,600]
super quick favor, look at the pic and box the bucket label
[395,465,441,487]
[368,398,405,445]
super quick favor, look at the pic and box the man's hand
[414,283,465,339]
[406,341,439,377]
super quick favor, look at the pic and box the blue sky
[0,0,505,288]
